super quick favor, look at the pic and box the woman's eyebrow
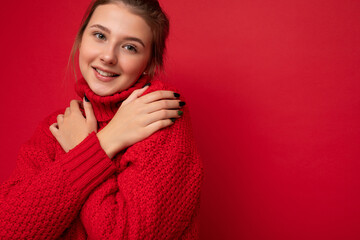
[89,24,146,47]
[90,24,111,33]
[123,37,145,47]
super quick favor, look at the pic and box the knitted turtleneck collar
[75,76,150,122]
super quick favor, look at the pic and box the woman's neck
[75,76,150,123]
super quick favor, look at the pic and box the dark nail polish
[174,93,180,98]
[178,110,183,116]
[142,82,151,88]
[179,101,186,107]
[84,94,90,102]
[171,118,176,122]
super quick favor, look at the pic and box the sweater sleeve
[0,112,117,239]
[79,103,204,239]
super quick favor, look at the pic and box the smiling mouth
[93,67,120,77]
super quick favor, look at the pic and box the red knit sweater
[0,77,203,239]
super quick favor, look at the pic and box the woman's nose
[100,45,118,65]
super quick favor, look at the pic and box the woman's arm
[22,81,202,239]
[0,110,117,239]
[96,86,182,159]
[79,85,204,239]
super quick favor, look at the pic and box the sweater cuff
[60,132,116,200]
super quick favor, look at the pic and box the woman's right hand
[96,85,184,159]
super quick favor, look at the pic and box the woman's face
[79,3,153,96]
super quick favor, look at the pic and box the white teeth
[95,68,117,77]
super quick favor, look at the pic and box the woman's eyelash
[93,32,106,40]
[92,32,137,53]
[124,45,137,53]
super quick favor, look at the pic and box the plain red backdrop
[1,0,360,239]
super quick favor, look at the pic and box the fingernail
[84,94,90,102]
[178,110,183,116]
[142,82,151,88]
[179,101,186,107]
[171,118,176,122]
[174,93,180,98]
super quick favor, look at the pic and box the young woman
[0,0,203,239]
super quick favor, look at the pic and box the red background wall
[1,0,360,239]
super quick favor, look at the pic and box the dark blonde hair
[69,0,169,80]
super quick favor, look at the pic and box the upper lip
[92,66,120,75]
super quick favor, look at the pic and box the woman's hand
[97,85,184,159]
[49,99,97,152]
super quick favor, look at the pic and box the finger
[64,107,70,117]
[139,90,180,104]
[57,114,64,125]
[49,123,59,137]
[69,100,82,113]
[83,97,97,126]
[145,119,174,136]
[122,85,150,105]
[145,99,183,114]
[145,109,183,125]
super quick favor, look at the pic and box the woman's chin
[89,85,117,96]
[85,76,137,96]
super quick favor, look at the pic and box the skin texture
[97,86,182,158]
[79,3,152,97]
[50,3,183,157]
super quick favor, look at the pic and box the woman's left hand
[49,99,97,152]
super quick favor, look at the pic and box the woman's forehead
[88,3,152,43]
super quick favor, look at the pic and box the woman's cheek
[120,56,148,75]
[82,42,100,60]
[128,56,149,74]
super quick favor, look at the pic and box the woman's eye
[94,32,105,40]
[124,45,137,53]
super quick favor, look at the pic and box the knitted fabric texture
[0,77,203,239]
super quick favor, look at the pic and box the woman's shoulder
[31,109,66,141]
[15,109,65,170]
[147,77,180,93]
[136,77,196,143]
